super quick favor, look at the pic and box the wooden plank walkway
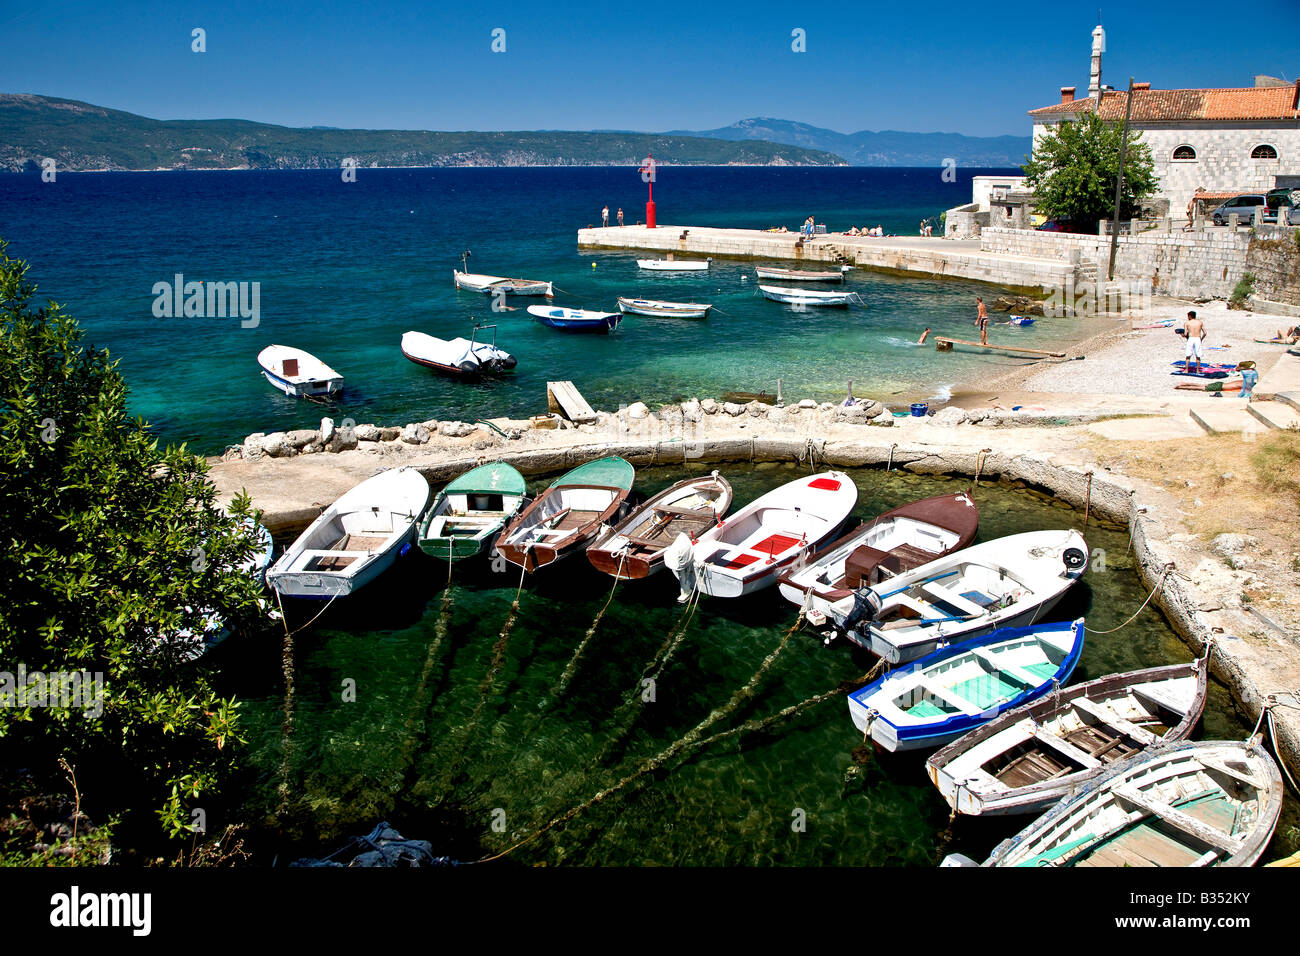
[934,337,1066,359]
[547,380,597,424]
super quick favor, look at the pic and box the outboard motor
[663,533,696,603]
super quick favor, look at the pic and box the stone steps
[1248,400,1300,431]
[1275,391,1300,413]
[1188,406,1263,436]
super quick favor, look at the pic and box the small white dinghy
[616,297,712,319]
[453,269,552,297]
[401,327,516,379]
[926,655,1210,817]
[258,345,343,398]
[637,258,711,271]
[265,467,431,599]
[759,284,861,307]
[665,472,857,600]
[828,529,1089,664]
[955,738,1284,868]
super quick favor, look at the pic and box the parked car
[1036,218,1090,233]
[1267,187,1298,220]
[1211,194,1269,225]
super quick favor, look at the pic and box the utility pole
[1108,76,1136,281]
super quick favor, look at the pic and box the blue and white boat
[847,618,1085,752]
[527,305,622,333]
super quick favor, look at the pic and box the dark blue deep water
[0,165,1091,454]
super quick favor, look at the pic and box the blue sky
[1,0,1297,136]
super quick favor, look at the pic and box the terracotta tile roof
[1030,85,1300,122]
[1194,189,1255,201]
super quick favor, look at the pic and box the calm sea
[0,166,1089,454]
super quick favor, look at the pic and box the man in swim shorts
[1182,310,1205,374]
[976,297,989,345]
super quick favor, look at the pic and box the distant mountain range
[667,117,1031,167]
[0,94,845,172]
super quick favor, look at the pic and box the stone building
[1027,24,1299,214]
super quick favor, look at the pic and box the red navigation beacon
[640,153,657,228]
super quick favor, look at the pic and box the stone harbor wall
[1245,229,1300,309]
[980,226,1259,299]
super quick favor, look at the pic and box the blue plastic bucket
[910,403,929,417]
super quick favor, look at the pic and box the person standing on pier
[602,205,609,227]
[975,297,989,345]
[616,208,624,227]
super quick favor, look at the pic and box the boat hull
[527,305,622,333]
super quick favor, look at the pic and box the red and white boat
[664,471,857,599]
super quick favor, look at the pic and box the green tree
[0,239,269,851]
[1022,111,1157,230]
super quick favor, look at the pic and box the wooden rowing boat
[257,345,343,398]
[758,284,860,307]
[265,467,430,598]
[527,305,622,333]
[755,265,849,283]
[417,461,528,562]
[587,472,733,579]
[616,297,712,319]
[827,529,1090,664]
[496,457,635,572]
[453,269,552,297]
[963,738,1284,867]
[926,655,1209,816]
[847,619,1084,752]
[666,472,857,599]
[777,492,979,617]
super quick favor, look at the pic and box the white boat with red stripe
[664,471,858,600]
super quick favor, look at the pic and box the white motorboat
[828,529,1090,664]
[665,472,857,599]
[257,345,343,398]
[265,467,431,598]
[400,326,516,378]
[637,258,711,271]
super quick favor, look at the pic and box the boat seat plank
[620,533,671,549]
[895,594,946,620]
[1070,697,1160,746]
[971,649,1043,690]
[653,504,717,519]
[922,581,987,617]
[1112,785,1244,853]
[1195,753,1265,790]
[1030,727,1104,769]
[917,679,985,717]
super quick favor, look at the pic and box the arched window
[1251,144,1278,159]
[1172,145,1197,160]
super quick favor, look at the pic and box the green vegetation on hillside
[1,94,846,172]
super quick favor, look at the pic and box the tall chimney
[1090,25,1106,98]
[1060,87,1076,104]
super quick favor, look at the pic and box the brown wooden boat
[586,472,733,579]
[495,457,634,573]
[927,654,1210,817]
[776,491,979,614]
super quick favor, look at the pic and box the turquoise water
[215,467,1297,866]
[0,167,1092,454]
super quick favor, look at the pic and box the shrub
[1229,272,1256,310]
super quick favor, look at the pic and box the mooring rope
[1084,563,1173,635]
[476,610,809,863]
[1082,471,1094,530]
[552,549,627,699]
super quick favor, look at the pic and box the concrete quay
[577,225,1073,293]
